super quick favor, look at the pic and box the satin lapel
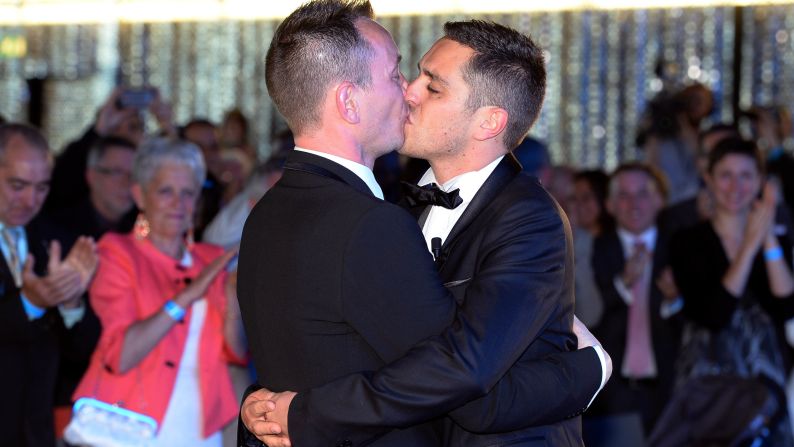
[443,154,522,251]
[286,151,375,198]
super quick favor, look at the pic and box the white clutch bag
[63,397,159,447]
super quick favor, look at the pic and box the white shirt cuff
[58,301,86,329]
[660,296,683,319]
[613,276,633,306]
[586,344,608,408]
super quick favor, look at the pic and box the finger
[69,237,98,271]
[258,434,291,447]
[756,187,774,209]
[47,240,62,272]
[117,106,138,119]
[197,250,238,283]
[48,272,84,303]
[249,388,278,401]
[21,255,36,282]
[101,88,123,109]
[245,399,276,419]
[45,268,83,290]
[251,421,283,437]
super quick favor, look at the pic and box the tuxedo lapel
[443,154,522,251]
[286,151,375,198]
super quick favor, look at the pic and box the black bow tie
[401,181,463,209]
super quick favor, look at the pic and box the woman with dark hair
[572,169,614,327]
[669,137,794,444]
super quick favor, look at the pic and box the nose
[22,188,38,209]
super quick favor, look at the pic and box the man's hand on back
[242,387,297,447]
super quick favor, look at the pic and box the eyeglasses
[93,166,132,181]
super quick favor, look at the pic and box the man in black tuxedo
[0,123,97,446]
[236,2,610,446]
[586,163,683,446]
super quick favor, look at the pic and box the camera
[116,87,156,109]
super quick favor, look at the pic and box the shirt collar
[417,155,504,206]
[617,225,657,256]
[0,221,23,238]
[294,147,384,200]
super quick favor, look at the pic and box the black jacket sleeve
[288,196,597,446]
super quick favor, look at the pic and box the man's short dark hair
[87,136,137,168]
[0,123,50,164]
[265,0,375,134]
[610,162,669,202]
[443,20,546,150]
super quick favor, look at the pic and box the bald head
[0,123,50,164]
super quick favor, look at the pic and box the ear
[472,107,508,142]
[131,183,145,210]
[335,81,360,124]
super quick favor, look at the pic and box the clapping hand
[745,181,778,250]
[176,247,238,307]
[622,242,651,288]
[22,237,98,308]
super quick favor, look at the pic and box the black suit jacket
[589,227,682,432]
[429,154,592,446]
[238,150,455,446]
[238,152,601,447]
[0,222,74,447]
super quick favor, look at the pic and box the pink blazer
[73,233,246,437]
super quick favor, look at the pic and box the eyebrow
[417,63,449,87]
[8,177,49,187]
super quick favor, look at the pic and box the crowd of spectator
[2,81,794,446]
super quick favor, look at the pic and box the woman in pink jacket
[74,138,247,446]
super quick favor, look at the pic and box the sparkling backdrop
[1,6,792,167]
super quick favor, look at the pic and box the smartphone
[116,87,156,109]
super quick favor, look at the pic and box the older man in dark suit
[0,123,97,447]
[237,1,610,446]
